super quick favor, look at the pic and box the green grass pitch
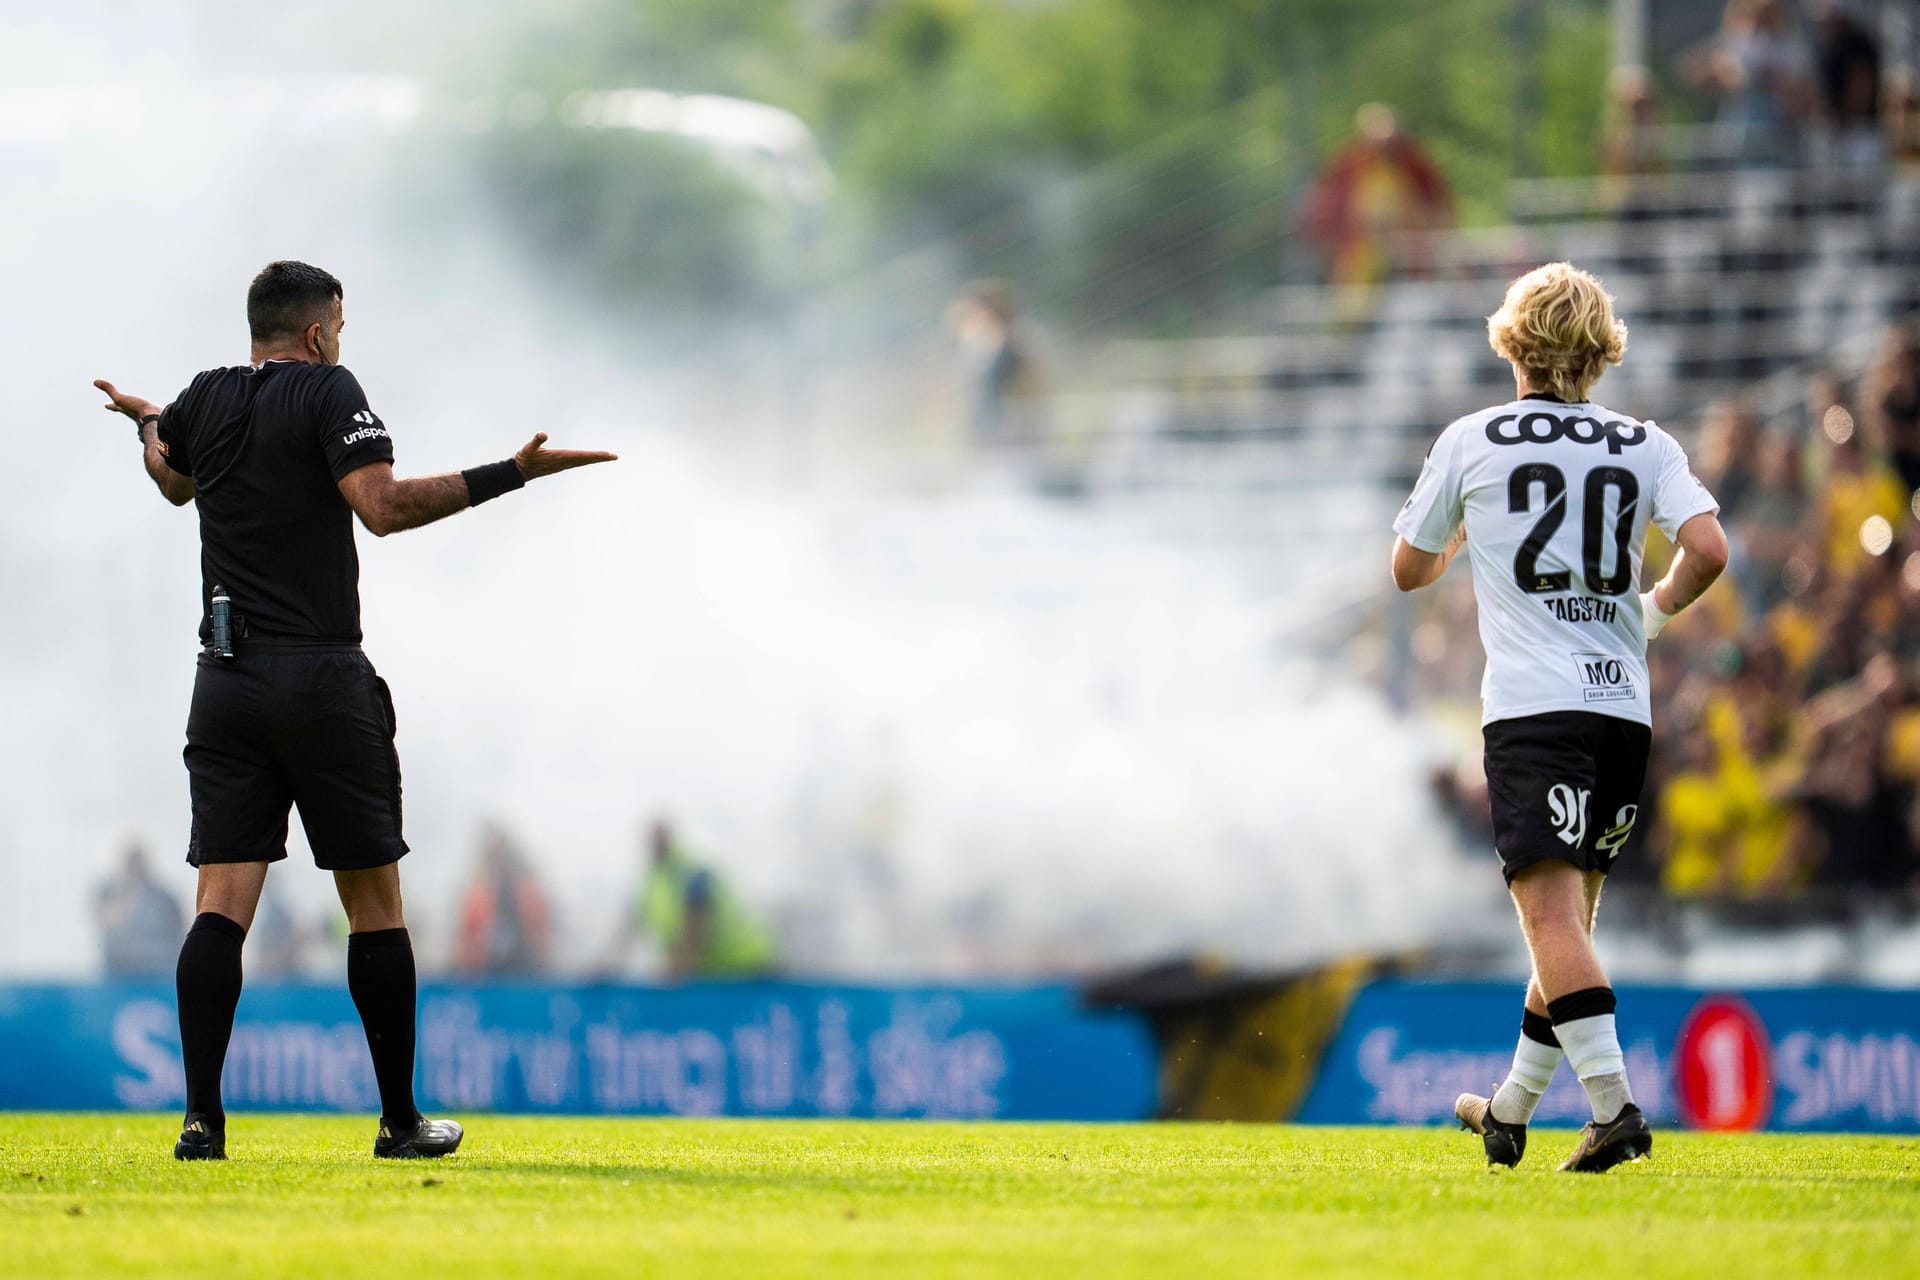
[1,1114,1913,1279]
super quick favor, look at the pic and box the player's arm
[1391,422,1467,592]
[93,379,195,506]
[1641,512,1728,638]
[1391,525,1468,592]
[337,433,617,537]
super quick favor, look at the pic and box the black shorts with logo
[1482,710,1651,884]
[183,644,409,871]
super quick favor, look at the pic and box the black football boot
[1558,1103,1653,1173]
[373,1116,464,1159]
[1454,1090,1527,1168]
[174,1113,226,1161]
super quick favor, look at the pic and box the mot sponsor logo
[1573,651,1634,702]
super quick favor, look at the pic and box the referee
[94,261,615,1160]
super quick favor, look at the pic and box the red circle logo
[1674,995,1773,1131]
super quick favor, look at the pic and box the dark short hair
[247,261,343,342]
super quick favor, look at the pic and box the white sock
[1490,1032,1562,1125]
[1554,1013,1634,1123]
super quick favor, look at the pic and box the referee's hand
[94,379,161,423]
[513,432,618,481]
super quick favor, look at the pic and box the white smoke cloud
[0,2,1483,979]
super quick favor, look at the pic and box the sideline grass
[0,1114,1913,1278]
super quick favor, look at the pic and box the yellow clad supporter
[1693,685,1806,897]
[1818,438,1907,577]
[1768,602,1825,678]
[1719,749,1802,896]
[1657,726,1738,896]
[1882,707,1920,784]
[1658,772,1737,896]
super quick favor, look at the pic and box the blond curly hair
[1486,262,1628,403]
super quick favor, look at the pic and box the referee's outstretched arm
[336,431,617,538]
[95,379,196,507]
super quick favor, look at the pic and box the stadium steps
[1058,169,1920,490]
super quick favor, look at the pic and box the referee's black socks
[347,928,421,1132]
[176,912,247,1131]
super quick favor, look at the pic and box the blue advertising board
[0,982,1158,1121]
[1296,980,1920,1133]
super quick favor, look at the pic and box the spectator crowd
[91,816,780,982]
[1642,0,1920,173]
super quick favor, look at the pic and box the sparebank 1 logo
[1675,995,1774,1131]
[1547,784,1590,847]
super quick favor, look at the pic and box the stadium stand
[1079,169,1920,484]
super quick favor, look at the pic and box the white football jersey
[1393,397,1718,727]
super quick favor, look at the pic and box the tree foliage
[465,0,1610,330]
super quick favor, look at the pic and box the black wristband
[462,459,526,507]
[137,412,160,442]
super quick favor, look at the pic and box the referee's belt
[207,615,362,655]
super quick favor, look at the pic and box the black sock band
[176,912,246,1126]
[1547,986,1617,1025]
[461,459,525,507]
[1521,1008,1559,1047]
[190,911,247,943]
[348,927,420,1129]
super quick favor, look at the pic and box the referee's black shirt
[157,361,395,644]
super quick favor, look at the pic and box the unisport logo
[341,411,388,446]
[1548,784,1590,847]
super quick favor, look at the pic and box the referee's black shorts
[1482,709,1650,884]
[183,644,409,871]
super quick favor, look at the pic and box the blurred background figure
[92,842,183,977]
[1300,104,1455,305]
[1697,399,1764,523]
[1814,394,1906,584]
[1866,326,1920,491]
[1653,713,1739,898]
[244,881,313,980]
[1602,64,1669,220]
[1734,432,1813,614]
[948,279,1041,453]
[1604,65,1667,181]
[1682,0,1815,167]
[455,824,554,977]
[1889,67,1920,167]
[1791,652,1912,891]
[600,820,778,981]
[1811,0,1885,168]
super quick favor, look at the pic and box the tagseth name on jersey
[1393,400,1719,727]
[1545,597,1619,623]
